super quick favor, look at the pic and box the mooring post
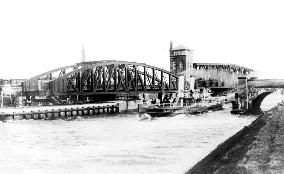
[76,108,79,116]
[66,108,71,117]
[89,107,93,115]
[64,108,67,119]
[58,109,62,118]
[93,106,97,115]
[106,106,109,113]
[99,107,101,114]
[45,110,49,120]
[71,108,74,117]
[83,107,89,115]
[22,111,26,120]
[38,110,41,119]
[81,107,84,116]
[0,114,4,122]
[86,107,90,116]
[51,109,55,120]
[116,104,119,113]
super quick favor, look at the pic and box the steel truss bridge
[23,60,188,103]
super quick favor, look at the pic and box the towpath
[186,102,284,174]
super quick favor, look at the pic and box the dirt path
[186,103,284,174]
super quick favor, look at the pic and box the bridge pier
[118,100,142,113]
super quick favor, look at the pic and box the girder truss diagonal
[23,61,180,96]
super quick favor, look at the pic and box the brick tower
[169,41,193,75]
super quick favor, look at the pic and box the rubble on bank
[186,102,284,174]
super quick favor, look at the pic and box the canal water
[0,104,256,174]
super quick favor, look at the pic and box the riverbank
[186,102,284,174]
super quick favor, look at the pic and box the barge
[139,103,223,118]
[139,104,182,118]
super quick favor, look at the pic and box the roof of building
[172,45,192,51]
[193,62,254,71]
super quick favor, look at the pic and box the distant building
[0,79,26,107]
[0,79,25,86]
[169,42,254,89]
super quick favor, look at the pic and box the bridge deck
[248,79,284,88]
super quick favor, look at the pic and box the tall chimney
[81,44,86,62]
[170,41,173,51]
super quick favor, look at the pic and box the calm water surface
[0,105,255,174]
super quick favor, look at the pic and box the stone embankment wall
[186,102,284,174]
[0,103,120,121]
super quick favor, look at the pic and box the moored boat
[139,105,182,118]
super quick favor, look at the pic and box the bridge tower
[169,42,193,76]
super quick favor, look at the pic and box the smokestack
[170,41,173,51]
[81,44,86,62]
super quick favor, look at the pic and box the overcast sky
[1,0,284,79]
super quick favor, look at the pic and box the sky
[0,0,284,79]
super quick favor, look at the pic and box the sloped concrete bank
[186,103,284,174]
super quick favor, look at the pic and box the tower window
[179,62,183,69]
[172,61,176,70]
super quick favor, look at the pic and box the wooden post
[23,111,26,119]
